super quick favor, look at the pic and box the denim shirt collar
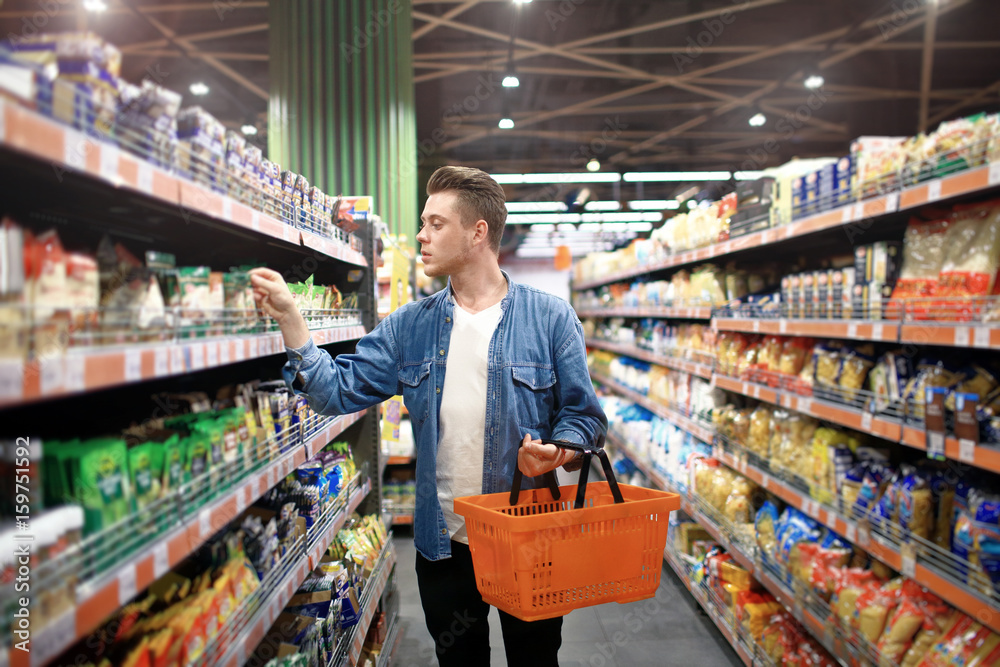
[442,269,515,314]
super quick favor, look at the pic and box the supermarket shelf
[605,430,673,493]
[385,456,414,465]
[204,480,370,667]
[0,325,366,409]
[389,514,413,526]
[21,410,367,667]
[899,321,1000,349]
[327,539,397,667]
[713,373,1000,474]
[0,99,366,268]
[662,550,754,667]
[585,338,714,379]
[712,318,900,343]
[573,161,1000,292]
[375,607,401,667]
[709,441,1000,636]
[591,372,714,444]
[576,306,712,320]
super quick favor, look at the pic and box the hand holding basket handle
[510,435,624,509]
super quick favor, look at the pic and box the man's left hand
[517,434,579,477]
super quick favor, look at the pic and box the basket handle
[510,435,624,509]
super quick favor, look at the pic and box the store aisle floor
[388,533,744,667]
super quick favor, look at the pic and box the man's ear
[473,219,490,245]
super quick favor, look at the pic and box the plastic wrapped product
[747,405,773,457]
[898,469,935,541]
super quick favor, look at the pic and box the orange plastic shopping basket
[454,439,680,621]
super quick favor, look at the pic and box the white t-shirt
[437,299,503,543]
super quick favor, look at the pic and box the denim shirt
[282,272,607,561]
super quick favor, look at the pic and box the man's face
[416,190,476,278]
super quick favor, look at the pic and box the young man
[250,166,607,667]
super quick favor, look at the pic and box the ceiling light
[513,0,532,4]
[687,200,697,210]
[502,73,520,88]
[804,74,825,90]
[491,173,623,185]
[629,200,680,211]
[748,112,767,127]
[189,82,210,96]
[734,171,765,181]
[499,117,515,129]
[622,171,731,183]
[505,202,567,213]
[505,212,661,225]
[583,201,621,212]
[241,124,258,136]
[586,158,601,172]
[83,0,108,11]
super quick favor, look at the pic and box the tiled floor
[388,533,744,667]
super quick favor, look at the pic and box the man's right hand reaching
[249,267,311,349]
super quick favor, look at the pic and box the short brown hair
[426,166,507,254]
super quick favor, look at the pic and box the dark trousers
[415,540,563,667]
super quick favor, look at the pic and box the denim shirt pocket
[510,364,556,434]
[399,361,433,426]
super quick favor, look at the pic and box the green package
[77,438,132,535]
[128,443,158,511]
[185,432,212,481]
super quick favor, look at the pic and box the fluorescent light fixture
[578,222,603,231]
[627,222,654,232]
[507,212,661,225]
[629,200,680,211]
[83,0,107,11]
[490,173,622,185]
[513,0,532,4]
[804,74,825,90]
[623,171,731,182]
[530,224,555,232]
[734,171,765,181]
[241,124,258,136]
[557,223,577,232]
[502,75,520,88]
[586,158,601,172]
[749,112,767,127]
[498,117,515,129]
[584,201,621,212]
[189,82,210,96]
[580,212,661,223]
[506,201,567,213]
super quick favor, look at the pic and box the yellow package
[748,405,773,457]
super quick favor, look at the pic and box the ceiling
[2,0,998,213]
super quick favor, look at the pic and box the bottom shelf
[329,537,398,667]
[663,549,755,667]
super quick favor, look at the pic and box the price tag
[752,320,760,333]
[137,160,153,194]
[974,327,991,348]
[249,338,259,357]
[799,397,813,414]
[954,326,971,347]
[861,412,873,431]
[154,347,169,377]
[853,202,865,221]
[222,197,233,220]
[251,210,261,231]
[845,524,857,543]
[190,344,205,370]
[841,206,855,224]
[234,340,246,361]
[927,178,942,202]
[282,225,292,242]
[857,520,871,548]
[872,323,884,340]
[741,381,749,396]
[927,431,945,461]
[0,98,6,141]
[959,438,976,464]
[847,322,859,339]
[267,467,277,489]
[884,192,899,213]
[99,143,119,182]
[124,348,142,382]
[63,129,87,171]
[0,360,22,400]
[269,598,281,625]
[153,542,169,577]
[219,342,231,364]
[199,509,212,539]
[760,475,769,489]
[171,345,186,373]
[901,543,917,579]
[990,161,1000,186]
[779,319,788,334]
[205,341,218,367]
[236,485,248,513]
[118,565,137,605]
[35,608,76,663]
[40,357,64,395]
[64,354,85,392]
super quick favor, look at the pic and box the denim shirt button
[445,317,451,323]
[436,387,441,394]
[440,528,447,535]
[439,349,445,356]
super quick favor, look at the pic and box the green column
[269,0,417,240]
